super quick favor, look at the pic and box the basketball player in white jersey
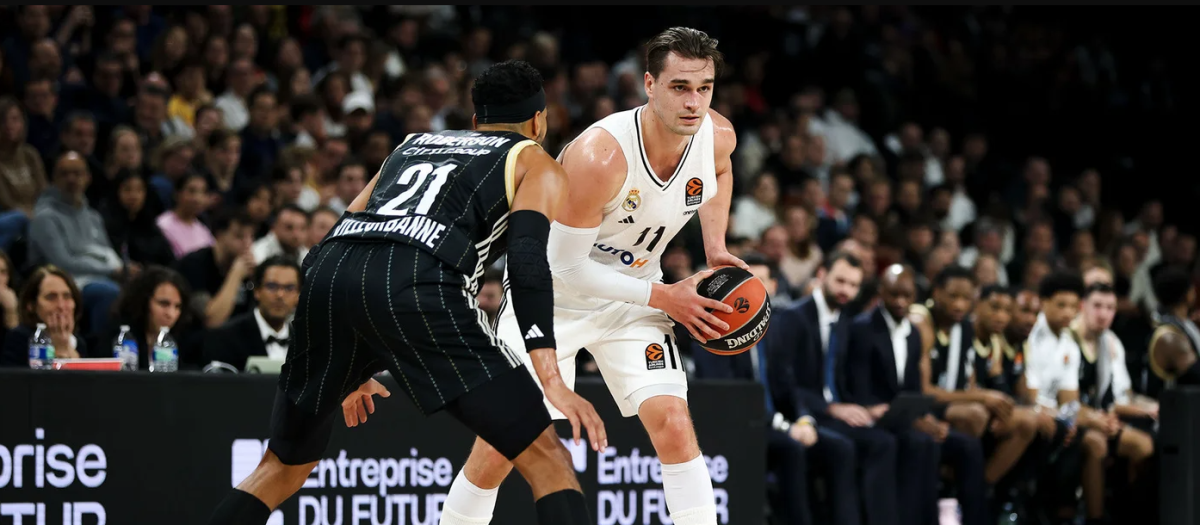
[432,27,744,525]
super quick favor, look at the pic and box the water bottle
[112,325,139,371]
[28,323,55,370]
[150,326,178,373]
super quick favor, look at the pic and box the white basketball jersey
[553,106,717,310]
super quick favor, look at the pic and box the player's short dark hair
[645,27,724,78]
[822,251,862,272]
[1153,266,1192,308]
[1038,270,1085,300]
[979,284,1012,301]
[210,208,253,236]
[470,60,543,110]
[255,255,303,288]
[1083,282,1115,299]
[935,265,975,289]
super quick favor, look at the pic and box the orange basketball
[695,266,772,355]
[685,177,704,196]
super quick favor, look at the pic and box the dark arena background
[0,5,1198,525]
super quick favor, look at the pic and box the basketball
[695,266,772,355]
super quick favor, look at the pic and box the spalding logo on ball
[695,266,772,355]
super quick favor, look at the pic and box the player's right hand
[650,269,733,342]
[343,378,391,428]
[544,383,608,452]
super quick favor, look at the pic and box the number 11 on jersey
[633,226,666,252]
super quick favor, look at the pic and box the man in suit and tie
[693,256,859,525]
[845,264,944,525]
[203,255,302,370]
[760,251,899,525]
[846,264,987,525]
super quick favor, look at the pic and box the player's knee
[520,426,574,467]
[244,450,316,495]
[640,397,697,456]
[1125,430,1155,462]
[963,403,990,436]
[1082,430,1108,459]
[464,437,515,489]
[1013,409,1039,440]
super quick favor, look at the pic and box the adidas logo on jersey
[524,324,545,340]
[619,216,635,224]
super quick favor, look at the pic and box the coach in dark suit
[694,311,859,524]
[203,256,302,371]
[760,252,899,525]
[843,264,942,525]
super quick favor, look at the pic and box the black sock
[208,489,272,525]
[536,489,592,525]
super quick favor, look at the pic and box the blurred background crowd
[0,5,1194,525]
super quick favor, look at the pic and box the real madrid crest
[622,188,641,212]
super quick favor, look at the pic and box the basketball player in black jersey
[206,60,606,525]
[1149,266,1200,386]
[1002,288,1040,402]
[969,285,1042,487]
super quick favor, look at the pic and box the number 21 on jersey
[378,162,456,216]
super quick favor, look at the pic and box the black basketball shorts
[268,240,553,464]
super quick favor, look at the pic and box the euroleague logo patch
[645,343,666,370]
[734,297,751,313]
[685,178,703,206]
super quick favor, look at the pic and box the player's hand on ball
[343,378,391,428]
[545,383,608,452]
[706,250,750,271]
[650,269,733,342]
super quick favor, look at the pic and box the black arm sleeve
[506,210,556,351]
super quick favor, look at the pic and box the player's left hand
[706,250,749,271]
[343,378,392,428]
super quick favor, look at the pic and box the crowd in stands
[0,6,1192,525]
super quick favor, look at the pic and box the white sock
[660,455,717,525]
[439,470,499,525]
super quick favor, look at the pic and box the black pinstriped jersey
[325,130,540,294]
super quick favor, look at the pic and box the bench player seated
[966,285,1042,484]
[1068,282,1156,519]
[909,267,1038,485]
[1022,271,1114,525]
